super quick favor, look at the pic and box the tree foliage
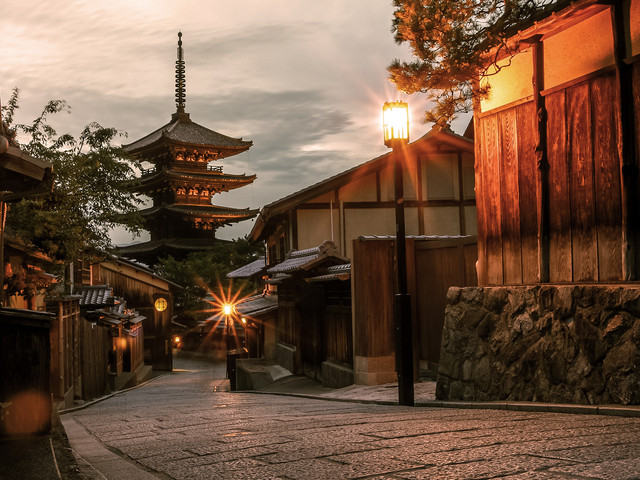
[155,238,264,323]
[388,0,563,128]
[2,88,143,262]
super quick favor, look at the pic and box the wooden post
[610,1,637,280]
[527,36,550,283]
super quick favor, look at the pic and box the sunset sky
[1,1,470,243]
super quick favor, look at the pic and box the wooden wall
[80,315,110,399]
[414,238,478,368]
[352,239,395,360]
[323,280,353,366]
[476,64,638,285]
[276,278,352,376]
[94,262,172,370]
[352,236,476,369]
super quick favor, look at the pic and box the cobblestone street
[63,357,640,480]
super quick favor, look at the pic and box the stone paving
[63,357,640,480]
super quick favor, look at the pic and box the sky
[1,1,470,244]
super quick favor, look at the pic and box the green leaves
[154,238,263,321]
[2,88,144,262]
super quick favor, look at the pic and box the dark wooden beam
[526,36,550,283]
[610,0,636,280]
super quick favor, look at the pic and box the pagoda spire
[175,32,186,114]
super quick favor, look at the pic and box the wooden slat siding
[568,82,598,281]
[474,115,488,285]
[81,317,110,399]
[414,238,477,366]
[632,61,640,277]
[592,73,623,281]
[481,113,504,285]
[352,239,394,358]
[546,90,573,282]
[516,101,539,283]
[324,280,352,366]
[499,108,523,284]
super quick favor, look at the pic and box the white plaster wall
[465,205,478,236]
[543,9,614,90]
[297,208,333,250]
[422,154,459,200]
[380,163,418,201]
[481,49,533,113]
[423,207,462,235]
[632,0,640,56]
[339,171,377,202]
[462,154,475,200]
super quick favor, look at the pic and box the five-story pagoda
[119,33,257,266]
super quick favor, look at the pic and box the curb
[239,390,640,418]
[59,373,168,415]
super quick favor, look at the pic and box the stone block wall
[436,285,640,405]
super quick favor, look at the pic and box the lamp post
[223,303,233,350]
[382,101,414,406]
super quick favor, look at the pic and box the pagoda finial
[175,31,186,114]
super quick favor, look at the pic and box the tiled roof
[235,294,278,317]
[306,263,351,283]
[75,285,115,307]
[265,273,292,284]
[267,241,348,275]
[138,204,258,218]
[126,169,256,193]
[267,251,321,274]
[227,256,267,279]
[123,113,252,153]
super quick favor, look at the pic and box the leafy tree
[2,88,143,262]
[155,237,264,325]
[388,0,563,128]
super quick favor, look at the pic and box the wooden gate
[352,235,477,377]
[414,237,477,371]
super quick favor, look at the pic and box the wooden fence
[475,60,640,285]
[275,276,352,379]
[352,236,477,372]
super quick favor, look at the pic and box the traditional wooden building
[1,109,53,308]
[265,241,350,384]
[119,32,257,265]
[244,129,477,387]
[90,256,176,371]
[438,0,640,405]
[250,128,476,262]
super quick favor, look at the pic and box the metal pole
[393,145,414,406]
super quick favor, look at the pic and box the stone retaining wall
[436,285,640,405]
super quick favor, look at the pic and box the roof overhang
[249,129,473,242]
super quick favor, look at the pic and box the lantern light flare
[382,101,409,147]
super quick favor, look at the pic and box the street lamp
[223,304,234,350]
[382,101,414,407]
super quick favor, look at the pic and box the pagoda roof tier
[123,112,252,160]
[127,168,256,194]
[116,238,229,264]
[139,203,258,223]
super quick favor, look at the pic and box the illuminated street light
[383,101,409,147]
[382,100,414,407]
